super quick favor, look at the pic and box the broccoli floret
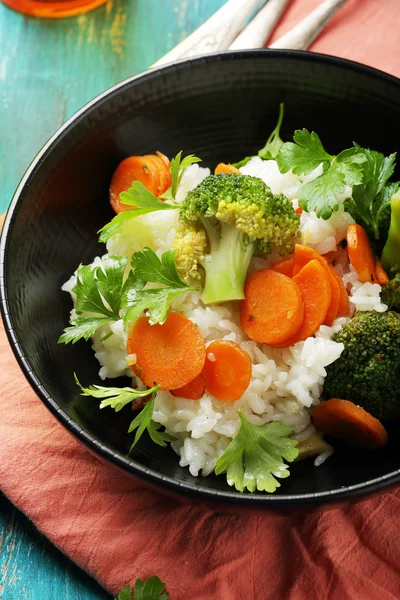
[173,222,207,282]
[324,311,400,419]
[178,173,299,304]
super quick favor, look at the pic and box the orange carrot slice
[202,340,252,402]
[313,398,388,449]
[214,163,241,175]
[346,224,376,283]
[322,250,337,264]
[274,259,331,347]
[328,266,350,317]
[109,153,171,214]
[171,373,206,400]
[271,256,296,277]
[127,312,206,390]
[240,269,304,345]
[295,206,303,216]
[323,267,340,326]
[292,245,339,326]
[374,258,389,286]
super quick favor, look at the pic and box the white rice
[63,161,389,480]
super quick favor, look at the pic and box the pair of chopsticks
[154,0,349,67]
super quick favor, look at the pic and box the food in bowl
[59,105,400,493]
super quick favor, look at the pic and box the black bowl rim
[2,48,400,506]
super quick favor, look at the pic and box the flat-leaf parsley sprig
[277,129,366,219]
[215,410,299,493]
[277,128,398,231]
[75,375,175,451]
[123,247,198,327]
[59,256,144,345]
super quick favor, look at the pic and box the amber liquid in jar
[2,0,108,18]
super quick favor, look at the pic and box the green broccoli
[176,173,299,304]
[323,311,400,419]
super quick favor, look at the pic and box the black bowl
[2,50,400,509]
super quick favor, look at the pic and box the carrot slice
[240,269,304,345]
[109,153,171,214]
[214,163,241,175]
[171,373,206,400]
[346,224,376,283]
[127,312,206,390]
[328,265,350,317]
[292,244,322,276]
[313,398,388,449]
[374,258,389,286]
[271,256,296,277]
[274,259,331,347]
[292,245,339,326]
[322,250,337,264]
[202,340,252,402]
[323,267,340,326]
[295,206,303,216]
[145,153,172,198]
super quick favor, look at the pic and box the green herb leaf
[59,256,144,345]
[116,584,132,600]
[75,374,160,412]
[258,103,285,160]
[133,576,169,600]
[351,146,397,238]
[277,129,333,176]
[231,156,253,169]
[162,151,202,200]
[215,410,298,493]
[297,149,365,219]
[124,287,188,326]
[278,131,367,218]
[99,182,179,242]
[123,248,196,327]
[128,393,175,451]
[131,247,187,287]
[58,317,114,344]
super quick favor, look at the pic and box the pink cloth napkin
[2,1,400,597]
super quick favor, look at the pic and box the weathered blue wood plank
[0,492,112,599]
[0,1,225,597]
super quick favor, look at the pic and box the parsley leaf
[59,316,114,344]
[75,374,159,412]
[75,375,174,450]
[123,248,197,327]
[277,132,367,218]
[297,148,365,219]
[124,287,187,326]
[59,256,144,345]
[128,393,176,452]
[116,585,132,600]
[351,146,397,239]
[131,247,186,287]
[98,182,179,243]
[162,151,201,201]
[215,410,298,493]
[277,129,333,176]
[115,577,169,600]
[258,103,285,160]
[134,576,169,600]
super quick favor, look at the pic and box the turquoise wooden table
[0,0,224,597]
